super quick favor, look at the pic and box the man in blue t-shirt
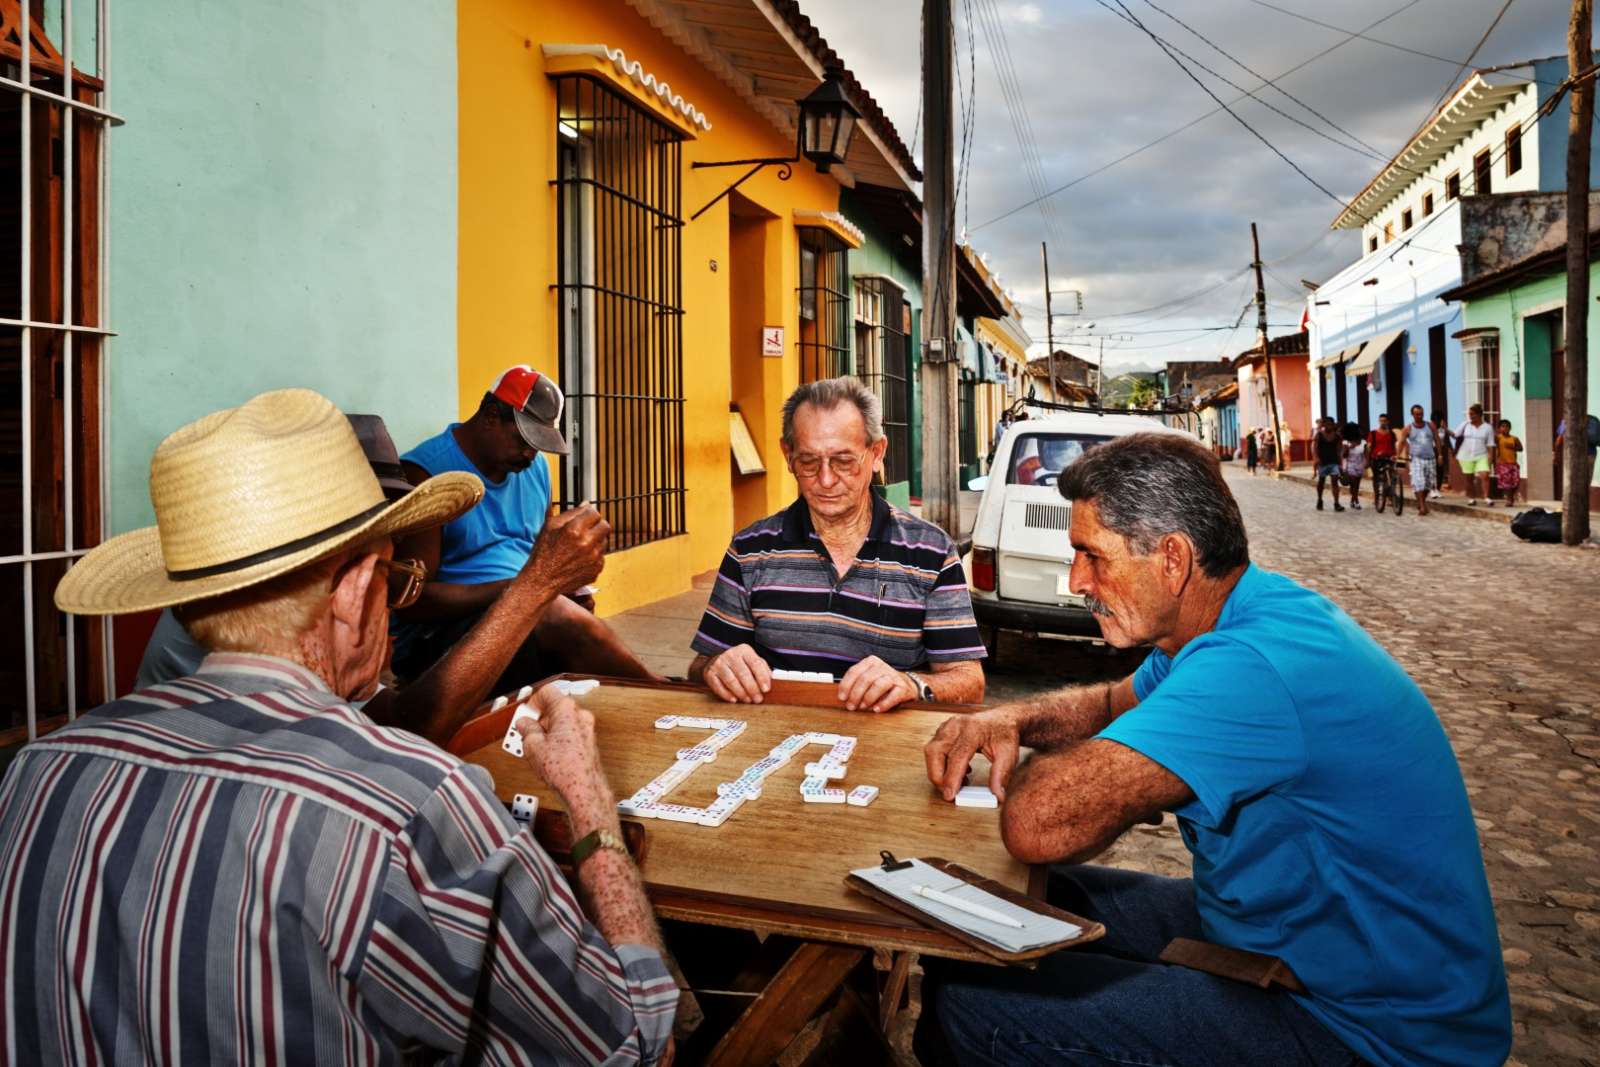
[918,433,1510,1067]
[393,366,657,687]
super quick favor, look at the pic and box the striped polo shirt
[0,653,676,1065]
[692,492,986,677]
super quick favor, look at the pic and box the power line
[1101,0,1361,218]
[970,0,1427,232]
[1421,0,1517,123]
[1139,0,1387,158]
[973,0,1065,250]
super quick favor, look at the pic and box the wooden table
[453,675,1043,1065]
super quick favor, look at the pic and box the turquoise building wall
[840,189,925,505]
[107,0,459,530]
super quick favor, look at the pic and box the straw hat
[54,389,483,616]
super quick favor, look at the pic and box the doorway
[728,193,780,529]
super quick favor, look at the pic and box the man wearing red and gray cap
[393,365,657,687]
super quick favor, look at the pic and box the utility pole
[1042,242,1057,402]
[1563,0,1592,544]
[1098,336,1106,410]
[1252,222,1284,472]
[921,0,960,537]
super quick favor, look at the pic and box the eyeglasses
[791,451,868,479]
[375,556,428,610]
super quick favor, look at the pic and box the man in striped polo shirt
[691,378,986,712]
[2,390,676,1064]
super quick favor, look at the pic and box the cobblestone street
[987,468,1600,1066]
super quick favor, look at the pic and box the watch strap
[570,827,627,868]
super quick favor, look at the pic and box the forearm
[398,578,512,623]
[396,574,560,742]
[1013,676,1136,750]
[926,660,984,703]
[563,782,663,953]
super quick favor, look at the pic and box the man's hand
[524,504,609,595]
[516,685,608,809]
[702,644,772,704]
[924,707,1022,802]
[838,656,919,713]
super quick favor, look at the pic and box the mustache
[1083,594,1115,618]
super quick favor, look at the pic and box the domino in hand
[510,793,538,823]
[500,703,542,757]
[954,785,999,808]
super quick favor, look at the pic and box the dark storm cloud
[801,0,1574,369]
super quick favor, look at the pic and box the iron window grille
[852,276,910,485]
[1,1,117,745]
[958,373,977,469]
[1461,334,1501,429]
[552,73,686,553]
[796,226,849,382]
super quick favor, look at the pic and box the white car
[967,410,1193,639]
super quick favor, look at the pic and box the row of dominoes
[771,668,835,683]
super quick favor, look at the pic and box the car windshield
[1007,432,1115,486]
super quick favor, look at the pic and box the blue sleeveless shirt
[402,424,550,583]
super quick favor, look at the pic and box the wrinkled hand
[923,708,1021,802]
[523,504,609,595]
[838,656,919,713]
[517,685,606,805]
[703,644,772,704]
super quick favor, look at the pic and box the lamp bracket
[688,156,796,221]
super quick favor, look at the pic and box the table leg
[703,941,868,1067]
[878,951,913,1034]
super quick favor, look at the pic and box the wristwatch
[570,827,628,868]
[905,671,935,702]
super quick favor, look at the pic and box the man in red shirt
[1367,413,1398,468]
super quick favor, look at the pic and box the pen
[912,884,1026,928]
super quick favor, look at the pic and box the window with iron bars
[958,373,978,469]
[797,226,850,382]
[1461,335,1501,429]
[1,3,114,744]
[552,74,686,552]
[852,276,910,485]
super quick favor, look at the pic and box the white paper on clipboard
[849,858,1080,953]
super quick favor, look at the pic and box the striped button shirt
[692,492,986,677]
[0,653,676,1065]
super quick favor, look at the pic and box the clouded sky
[800,0,1575,371]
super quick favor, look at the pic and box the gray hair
[1058,433,1248,578]
[781,377,884,450]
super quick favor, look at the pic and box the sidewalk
[602,570,713,679]
[1269,462,1586,523]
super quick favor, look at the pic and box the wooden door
[1553,343,1566,497]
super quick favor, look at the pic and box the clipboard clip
[878,850,912,872]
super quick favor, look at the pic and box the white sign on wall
[761,326,784,358]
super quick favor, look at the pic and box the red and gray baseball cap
[490,365,569,455]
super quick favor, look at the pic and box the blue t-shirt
[1100,564,1510,1067]
[402,424,551,583]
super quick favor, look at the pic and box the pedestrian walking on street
[1453,404,1495,505]
[1262,427,1277,470]
[1492,419,1524,508]
[1340,422,1366,510]
[1401,404,1438,516]
[1314,417,1344,511]
[1245,429,1259,475]
[1431,409,1452,492]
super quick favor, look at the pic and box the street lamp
[797,71,860,172]
[689,67,860,220]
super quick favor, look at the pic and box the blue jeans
[915,866,1364,1067]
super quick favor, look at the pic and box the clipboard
[844,851,1104,963]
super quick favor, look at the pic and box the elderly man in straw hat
[0,390,676,1063]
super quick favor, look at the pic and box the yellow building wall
[459,0,843,615]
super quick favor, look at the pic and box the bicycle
[1371,459,1404,515]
